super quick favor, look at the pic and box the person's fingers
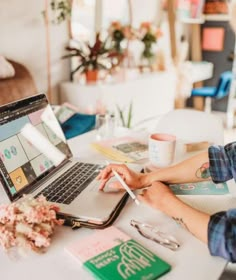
[137,188,147,200]
[137,193,147,203]
[98,164,126,179]
[98,163,131,190]
[97,168,115,182]
[110,164,130,177]
[98,172,126,191]
[108,181,126,190]
[98,174,114,190]
[96,172,102,180]
[98,179,109,190]
[140,188,146,195]
[99,179,128,191]
[98,167,112,179]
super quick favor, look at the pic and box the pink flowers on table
[0,195,64,254]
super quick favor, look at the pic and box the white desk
[1,130,236,280]
[188,61,214,84]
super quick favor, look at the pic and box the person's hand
[138,181,176,212]
[97,163,144,191]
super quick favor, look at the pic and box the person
[97,143,236,262]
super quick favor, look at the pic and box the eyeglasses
[130,219,180,251]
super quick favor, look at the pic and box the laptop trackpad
[88,177,121,193]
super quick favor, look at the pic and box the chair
[191,71,233,113]
[0,59,37,105]
[154,109,224,145]
[152,109,224,162]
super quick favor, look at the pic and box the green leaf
[116,102,133,128]
[116,105,125,127]
[127,102,133,128]
[71,64,84,76]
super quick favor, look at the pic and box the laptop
[0,94,141,223]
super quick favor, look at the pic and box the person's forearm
[160,195,210,243]
[141,151,211,186]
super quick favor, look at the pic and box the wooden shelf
[204,14,229,21]
[179,16,205,24]
[179,14,229,24]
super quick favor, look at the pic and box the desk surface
[1,130,235,280]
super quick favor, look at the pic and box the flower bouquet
[107,22,137,69]
[138,22,162,66]
[108,21,126,54]
[0,195,64,255]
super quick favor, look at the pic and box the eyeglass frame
[130,219,180,251]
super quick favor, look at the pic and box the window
[71,0,96,41]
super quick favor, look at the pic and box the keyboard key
[36,162,100,204]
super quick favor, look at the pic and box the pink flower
[140,22,152,31]
[0,195,64,254]
[0,226,16,249]
[111,21,122,30]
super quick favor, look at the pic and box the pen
[105,161,140,206]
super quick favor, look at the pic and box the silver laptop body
[0,94,139,222]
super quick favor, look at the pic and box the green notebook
[65,226,171,280]
[169,181,229,195]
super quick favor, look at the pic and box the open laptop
[0,94,140,223]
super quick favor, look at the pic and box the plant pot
[85,70,99,84]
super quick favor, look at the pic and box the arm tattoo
[195,162,211,179]
[172,217,189,231]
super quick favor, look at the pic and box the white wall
[0,0,70,104]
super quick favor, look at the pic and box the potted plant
[63,33,120,83]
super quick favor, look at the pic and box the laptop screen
[0,94,73,201]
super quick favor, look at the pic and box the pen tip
[135,199,140,206]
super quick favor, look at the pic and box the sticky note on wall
[202,27,225,51]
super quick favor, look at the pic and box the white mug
[149,133,176,167]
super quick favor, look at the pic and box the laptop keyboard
[36,162,102,204]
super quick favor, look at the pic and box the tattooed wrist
[196,162,210,179]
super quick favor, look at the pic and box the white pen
[105,161,140,206]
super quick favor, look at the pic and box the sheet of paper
[202,27,225,51]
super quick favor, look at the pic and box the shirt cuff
[208,210,236,262]
[208,145,233,183]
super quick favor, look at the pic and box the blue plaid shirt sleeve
[208,209,236,262]
[207,142,236,261]
[208,142,236,183]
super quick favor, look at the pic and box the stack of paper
[91,136,148,163]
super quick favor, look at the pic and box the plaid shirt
[208,143,236,262]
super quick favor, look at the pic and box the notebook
[65,226,171,280]
[0,94,141,223]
